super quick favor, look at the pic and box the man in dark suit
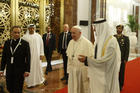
[114,25,130,91]
[0,26,31,93]
[58,24,72,84]
[43,26,56,74]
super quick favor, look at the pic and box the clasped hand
[0,72,4,77]
[78,55,86,62]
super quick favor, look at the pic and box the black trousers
[119,61,126,90]
[6,72,24,93]
[45,49,53,72]
[61,49,68,79]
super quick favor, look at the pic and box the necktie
[46,34,49,45]
[94,44,98,59]
[63,33,67,49]
[12,40,17,50]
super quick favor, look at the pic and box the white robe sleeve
[87,38,121,93]
[66,40,73,73]
[39,35,44,56]
[67,58,72,73]
[88,47,114,64]
[88,37,121,64]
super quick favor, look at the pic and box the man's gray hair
[72,25,82,32]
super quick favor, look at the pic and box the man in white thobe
[79,20,121,93]
[22,24,44,87]
[66,26,94,93]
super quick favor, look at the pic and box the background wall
[77,0,139,57]
[77,0,90,39]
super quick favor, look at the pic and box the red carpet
[121,57,140,93]
[53,86,67,93]
[54,57,140,93]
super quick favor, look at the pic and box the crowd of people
[0,20,130,93]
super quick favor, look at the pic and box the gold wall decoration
[45,3,54,25]
[18,0,53,34]
[18,6,39,28]
[50,0,60,48]
[19,0,40,4]
[18,0,40,34]
[0,2,11,46]
[0,0,55,44]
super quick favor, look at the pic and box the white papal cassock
[22,32,44,87]
[66,36,94,93]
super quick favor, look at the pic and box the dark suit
[0,38,30,93]
[58,32,72,80]
[43,33,56,73]
[114,34,130,90]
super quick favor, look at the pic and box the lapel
[67,32,70,36]
[44,33,47,40]
[62,32,64,37]
[46,33,52,39]
[67,32,71,39]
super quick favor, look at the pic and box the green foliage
[126,15,139,32]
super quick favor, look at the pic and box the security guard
[114,25,130,91]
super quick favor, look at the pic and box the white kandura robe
[66,36,94,93]
[87,37,121,93]
[22,32,44,87]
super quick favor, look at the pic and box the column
[64,0,77,28]
[39,0,46,35]
[91,0,96,44]
[11,0,19,26]
[60,0,64,32]
[137,6,140,56]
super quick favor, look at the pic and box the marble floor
[23,51,140,93]
[23,59,66,93]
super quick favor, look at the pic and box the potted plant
[126,15,140,38]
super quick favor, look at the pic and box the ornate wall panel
[50,0,60,48]
[19,6,39,34]
[18,6,39,28]
[45,3,54,26]
[18,0,52,34]
[19,0,40,4]
[18,1,40,34]
[0,2,10,46]
[0,0,58,43]
[64,0,77,29]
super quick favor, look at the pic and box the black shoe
[43,80,48,86]
[120,86,122,91]
[45,71,48,75]
[61,77,66,81]
[46,68,52,72]
[48,69,52,72]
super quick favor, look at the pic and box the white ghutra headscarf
[25,24,36,34]
[94,21,113,59]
